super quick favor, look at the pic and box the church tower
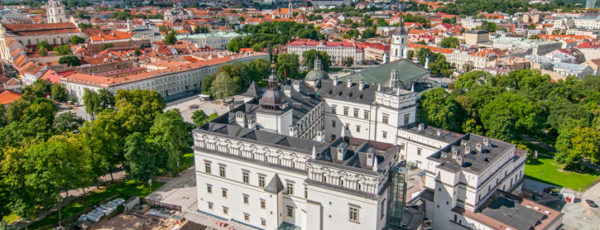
[47,0,67,23]
[390,16,408,62]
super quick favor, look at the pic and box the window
[223,207,229,215]
[304,186,308,199]
[242,171,249,184]
[364,110,369,119]
[260,199,266,209]
[244,213,250,221]
[353,108,359,118]
[243,194,249,204]
[322,174,327,182]
[380,199,386,219]
[258,175,266,188]
[356,125,361,133]
[208,202,213,210]
[383,131,388,139]
[222,188,227,198]
[343,106,349,116]
[331,120,336,128]
[417,148,422,156]
[349,206,359,222]
[345,123,350,130]
[204,161,212,174]
[287,206,294,217]
[332,104,337,113]
[382,114,389,124]
[403,114,410,125]
[339,177,344,187]
[219,165,226,177]
[286,182,294,195]
[206,184,212,194]
[357,183,362,191]
[261,218,266,227]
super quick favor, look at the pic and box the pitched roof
[340,59,427,86]
[264,173,284,193]
[0,90,22,104]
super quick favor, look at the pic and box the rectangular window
[383,131,388,139]
[243,194,249,204]
[222,188,227,198]
[204,161,211,174]
[223,206,229,215]
[244,213,250,221]
[343,106,349,116]
[260,199,266,209]
[219,165,226,177]
[287,206,294,217]
[286,182,294,195]
[261,218,266,226]
[206,184,212,194]
[349,206,359,222]
[331,104,337,113]
[382,114,389,124]
[380,199,386,219]
[304,186,308,199]
[356,125,361,133]
[258,175,266,188]
[364,110,369,119]
[353,108,359,118]
[208,202,213,210]
[417,148,422,156]
[242,171,249,184]
[403,113,410,125]
[331,120,336,128]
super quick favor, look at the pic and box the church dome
[260,69,284,110]
[305,57,329,81]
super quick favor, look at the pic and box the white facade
[286,41,364,66]
[390,26,408,62]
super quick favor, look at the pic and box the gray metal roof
[264,173,284,193]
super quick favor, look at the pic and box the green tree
[194,25,210,33]
[164,30,178,45]
[124,132,159,184]
[58,55,81,67]
[150,109,191,174]
[276,53,300,79]
[202,75,215,95]
[302,50,331,71]
[134,48,142,56]
[115,89,165,133]
[83,88,115,119]
[51,83,68,102]
[37,41,52,53]
[102,43,114,50]
[417,88,465,132]
[70,35,85,44]
[53,44,72,55]
[342,57,354,67]
[22,79,52,102]
[361,27,377,38]
[23,98,57,130]
[210,72,241,99]
[429,54,453,77]
[53,111,84,134]
[480,93,545,141]
[407,50,415,60]
[38,47,48,56]
[192,110,218,127]
[440,36,460,48]
[5,99,30,123]
[79,109,124,181]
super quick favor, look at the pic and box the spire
[268,68,279,89]
[314,57,321,71]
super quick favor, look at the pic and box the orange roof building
[0,90,22,105]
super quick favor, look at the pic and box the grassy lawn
[28,180,164,229]
[525,157,599,191]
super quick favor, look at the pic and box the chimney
[452,147,460,159]
[312,145,317,159]
[358,80,364,90]
[457,154,464,166]
[283,85,292,97]
[418,123,425,131]
[465,145,471,154]
[289,125,297,136]
[333,76,338,86]
[316,130,325,142]
[411,83,415,92]
[377,82,382,91]
[293,80,300,91]
[248,118,256,129]
[397,87,401,96]
[483,138,490,147]
[372,155,378,172]
[476,143,482,152]
[366,152,374,167]
[235,111,246,127]
[337,148,344,161]
[346,79,352,88]
[436,128,442,136]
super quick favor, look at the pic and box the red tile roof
[0,90,22,104]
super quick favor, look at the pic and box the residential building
[286,39,363,66]
[177,32,245,50]
[463,30,490,46]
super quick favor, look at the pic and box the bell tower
[390,16,408,62]
[47,0,67,23]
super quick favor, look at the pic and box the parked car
[585,199,598,208]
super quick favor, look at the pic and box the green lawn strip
[29,180,164,229]
[525,157,599,191]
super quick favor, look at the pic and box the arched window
[339,177,344,187]
[322,174,327,183]
[357,183,362,191]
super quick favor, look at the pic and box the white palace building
[192,59,563,230]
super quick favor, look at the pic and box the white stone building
[286,40,363,66]
[192,60,562,229]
